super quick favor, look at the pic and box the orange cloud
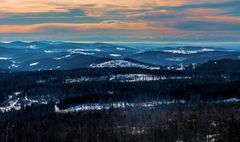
[0,0,229,16]
[186,15,240,22]
[126,9,171,18]
[0,20,185,34]
[0,21,151,33]
[184,8,225,16]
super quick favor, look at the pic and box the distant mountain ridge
[0,41,240,71]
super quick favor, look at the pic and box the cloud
[0,0,239,42]
[173,20,240,31]
[0,21,156,33]
[184,8,225,16]
[0,0,230,16]
[186,15,240,22]
[127,10,179,20]
[173,0,240,9]
[128,8,226,21]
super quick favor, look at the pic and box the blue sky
[0,0,240,43]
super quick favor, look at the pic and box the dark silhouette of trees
[0,67,240,141]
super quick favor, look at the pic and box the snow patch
[29,62,39,66]
[11,64,19,68]
[54,54,71,60]
[27,45,37,49]
[202,48,214,52]
[67,49,96,55]
[68,48,100,53]
[109,54,121,57]
[94,49,101,52]
[165,57,186,62]
[222,98,240,103]
[77,52,95,55]
[162,48,214,54]
[64,74,192,83]
[44,50,54,53]
[0,96,48,113]
[0,57,12,60]
[116,47,125,51]
[13,91,22,96]
[90,60,160,70]
[55,100,186,113]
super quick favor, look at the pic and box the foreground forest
[0,104,240,142]
[0,60,240,142]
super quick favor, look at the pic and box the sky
[0,0,240,43]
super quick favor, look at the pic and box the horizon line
[1,41,240,45]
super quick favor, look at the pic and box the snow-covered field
[55,100,186,113]
[55,97,240,113]
[162,48,214,54]
[64,74,192,83]
[90,60,160,70]
[1,93,239,113]
[0,97,47,113]
[0,92,48,113]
